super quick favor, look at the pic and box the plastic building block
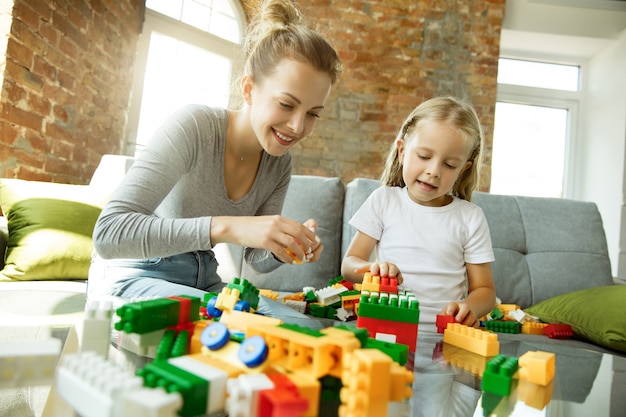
[115,296,200,334]
[360,272,381,292]
[521,322,548,335]
[227,277,260,310]
[258,373,309,417]
[543,323,573,339]
[443,323,499,357]
[363,338,409,366]
[119,386,183,417]
[308,303,337,319]
[285,299,308,313]
[356,316,418,353]
[517,378,554,410]
[488,308,505,321]
[227,373,275,417]
[484,320,521,334]
[315,285,347,306]
[436,314,456,334]
[56,351,144,417]
[239,335,269,367]
[482,355,519,396]
[518,351,555,385]
[338,348,413,417]
[137,360,209,417]
[442,342,489,377]
[219,309,283,334]
[378,276,398,294]
[168,355,229,414]
[357,291,419,322]
[0,339,61,388]
[81,299,113,358]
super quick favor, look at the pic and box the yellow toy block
[496,304,521,320]
[521,322,548,335]
[361,272,381,293]
[283,292,305,302]
[320,327,362,378]
[201,340,270,373]
[216,287,241,311]
[284,373,321,417]
[443,323,499,357]
[246,324,337,379]
[259,288,280,300]
[518,351,555,385]
[338,348,412,417]
[185,352,243,379]
[518,378,554,410]
[442,342,489,376]
[219,309,283,333]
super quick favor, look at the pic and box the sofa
[1,154,625,356]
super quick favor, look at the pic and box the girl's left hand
[440,302,479,328]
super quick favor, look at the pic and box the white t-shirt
[349,186,495,330]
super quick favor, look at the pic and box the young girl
[88,0,342,301]
[341,97,496,330]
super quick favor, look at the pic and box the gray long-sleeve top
[93,105,291,273]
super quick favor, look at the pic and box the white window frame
[125,6,245,154]
[494,59,583,199]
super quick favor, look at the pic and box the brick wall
[0,0,504,190]
[0,0,144,184]
[275,0,505,189]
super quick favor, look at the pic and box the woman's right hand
[211,215,321,264]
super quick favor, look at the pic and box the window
[125,0,245,155]
[491,58,581,198]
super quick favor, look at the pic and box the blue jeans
[87,251,226,300]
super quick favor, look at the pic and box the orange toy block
[518,351,555,385]
[442,343,489,377]
[443,323,499,357]
[518,379,554,410]
[219,309,283,333]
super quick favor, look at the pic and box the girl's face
[398,120,472,207]
[242,58,333,156]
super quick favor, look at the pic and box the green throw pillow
[525,285,626,353]
[0,179,106,281]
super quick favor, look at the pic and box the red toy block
[379,276,399,294]
[543,323,573,339]
[356,316,418,352]
[436,315,456,334]
[258,373,308,417]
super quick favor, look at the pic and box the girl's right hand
[355,262,404,285]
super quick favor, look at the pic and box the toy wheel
[201,322,230,350]
[234,300,251,312]
[206,296,223,318]
[238,335,268,367]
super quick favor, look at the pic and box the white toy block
[227,373,275,417]
[81,299,114,358]
[0,339,61,388]
[314,285,347,306]
[168,355,228,414]
[120,386,183,417]
[284,299,307,313]
[55,351,143,417]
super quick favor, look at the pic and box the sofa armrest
[0,216,7,270]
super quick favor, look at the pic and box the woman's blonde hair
[380,96,484,201]
[244,0,342,85]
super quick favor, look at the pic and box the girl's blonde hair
[380,97,484,201]
[244,0,342,85]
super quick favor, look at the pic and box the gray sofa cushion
[242,175,345,292]
[342,178,381,258]
[473,192,614,308]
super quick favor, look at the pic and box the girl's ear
[241,75,254,105]
[396,139,406,161]
[462,160,473,172]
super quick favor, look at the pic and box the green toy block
[484,320,521,334]
[357,292,419,323]
[116,298,181,334]
[482,354,519,396]
[364,338,409,366]
[137,361,208,417]
[488,307,505,321]
[279,323,324,337]
[227,277,260,310]
[333,325,369,347]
